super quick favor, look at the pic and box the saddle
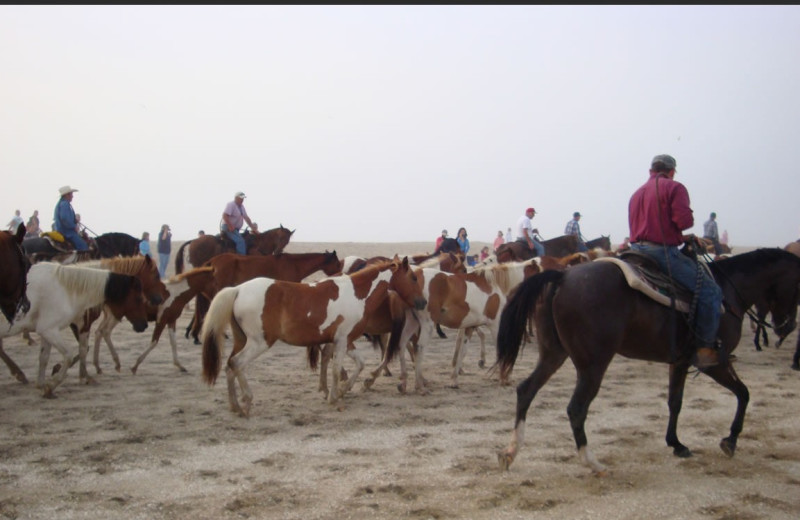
[216,230,256,253]
[40,231,77,253]
[595,251,697,313]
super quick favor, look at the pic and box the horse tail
[174,240,192,275]
[494,269,564,379]
[201,286,239,386]
[306,345,320,371]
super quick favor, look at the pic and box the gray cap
[651,154,677,170]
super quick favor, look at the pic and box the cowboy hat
[59,186,78,196]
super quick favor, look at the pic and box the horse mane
[711,247,800,277]
[51,264,111,300]
[94,256,152,276]
[417,253,450,269]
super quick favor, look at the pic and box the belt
[633,240,667,247]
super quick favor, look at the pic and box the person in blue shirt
[139,231,151,258]
[53,186,89,251]
[456,227,470,256]
[564,211,588,252]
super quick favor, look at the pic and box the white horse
[0,262,149,397]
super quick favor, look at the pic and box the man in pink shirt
[221,191,258,255]
[628,154,722,369]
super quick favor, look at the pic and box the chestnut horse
[0,263,149,396]
[201,256,426,416]
[494,248,800,475]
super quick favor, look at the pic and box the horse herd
[3,223,800,475]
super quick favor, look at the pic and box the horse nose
[134,321,149,333]
[414,297,427,311]
[149,295,164,305]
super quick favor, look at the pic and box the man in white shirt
[515,207,545,257]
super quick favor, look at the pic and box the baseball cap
[235,191,246,199]
[526,207,536,214]
[573,211,581,218]
[651,154,677,170]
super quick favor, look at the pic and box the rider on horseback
[515,207,545,257]
[54,186,89,251]
[221,191,258,255]
[628,154,723,369]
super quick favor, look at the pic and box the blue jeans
[158,253,170,278]
[61,229,89,251]
[630,243,723,345]
[223,229,246,255]
[577,241,588,252]
[532,239,545,257]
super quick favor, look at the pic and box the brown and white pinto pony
[93,251,342,375]
[201,256,426,416]
[363,259,541,394]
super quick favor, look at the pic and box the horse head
[0,228,31,323]
[388,255,427,311]
[251,225,294,255]
[321,250,341,276]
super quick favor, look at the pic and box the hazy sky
[2,5,799,246]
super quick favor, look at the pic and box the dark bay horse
[495,234,580,263]
[174,225,295,274]
[22,231,140,263]
[585,235,612,251]
[494,248,800,474]
[0,224,31,325]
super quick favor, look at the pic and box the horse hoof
[478,360,486,369]
[497,451,513,471]
[14,373,28,384]
[362,379,374,390]
[396,383,407,394]
[193,339,201,346]
[593,469,609,478]
[791,363,800,371]
[130,366,138,375]
[673,446,692,458]
[720,438,736,457]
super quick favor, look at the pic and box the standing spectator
[221,191,257,255]
[198,230,205,237]
[721,229,728,246]
[54,186,89,251]
[25,210,40,238]
[493,230,505,253]
[7,209,23,233]
[157,224,172,278]
[564,211,588,252]
[703,212,723,255]
[435,229,448,251]
[516,207,545,257]
[139,232,151,258]
[456,227,470,255]
[505,227,513,244]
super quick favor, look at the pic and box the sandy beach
[1,240,799,520]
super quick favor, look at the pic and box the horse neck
[350,264,392,307]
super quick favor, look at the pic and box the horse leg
[37,338,52,389]
[792,334,800,371]
[566,364,612,475]
[498,347,569,472]
[318,344,333,398]
[476,327,487,368]
[435,323,447,339]
[94,313,122,374]
[379,334,392,376]
[341,345,365,396]
[77,329,97,386]
[38,331,72,398]
[227,335,268,418]
[192,295,210,345]
[363,339,390,391]
[413,314,434,395]
[665,363,692,457]
[450,328,469,388]
[699,363,750,458]
[0,339,28,384]
[167,326,187,373]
